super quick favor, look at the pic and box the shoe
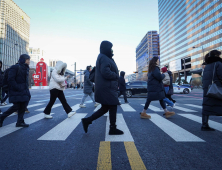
[68,111,76,118]
[109,125,124,135]
[14,112,18,114]
[125,101,129,104]
[201,115,215,131]
[25,110,30,113]
[79,104,86,108]
[201,126,215,131]
[82,118,92,133]
[170,104,176,108]
[164,111,175,118]
[1,103,5,106]
[16,122,29,127]
[140,112,151,119]
[173,100,176,103]
[44,114,53,119]
[3,102,7,105]
[94,103,100,107]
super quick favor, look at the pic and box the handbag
[206,62,222,100]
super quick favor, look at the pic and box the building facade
[158,0,222,85]
[136,31,160,81]
[125,73,136,83]
[0,0,30,70]
[29,47,44,68]
[49,59,58,67]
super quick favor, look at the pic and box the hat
[161,67,168,73]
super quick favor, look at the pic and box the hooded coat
[202,56,222,116]
[83,69,93,94]
[94,41,120,105]
[49,61,67,91]
[147,66,165,101]
[0,60,4,87]
[8,54,31,103]
[119,71,126,91]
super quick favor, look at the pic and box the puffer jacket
[49,61,67,91]
[162,72,170,86]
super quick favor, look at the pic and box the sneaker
[25,110,30,113]
[44,114,53,119]
[164,111,175,118]
[3,102,7,105]
[1,103,5,106]
[201,126,215,131]
[94,103,100,107]
[140,112,151,119]
[79,104,86,108]
[16,122,29,127]
[109,125,124,135]
[68,111,76,118]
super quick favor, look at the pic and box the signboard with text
[169,59,182,72]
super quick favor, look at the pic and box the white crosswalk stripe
[184,104,202,109]
[120,104,136,112]
[35,103,62,112]
[94,104,101,112]
[38,113,87,141]
[141,104,162,112]
[0,104,13,108]
[173,106,197,112]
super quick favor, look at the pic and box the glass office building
[136,31,159,81]
[158,0,222,85]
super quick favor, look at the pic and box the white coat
[49,61,67,91]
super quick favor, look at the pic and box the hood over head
[120,71,125,77]
[19,54,30,64]
[161,67,168,73]
[205,50,222,64]
[55,61,67,75]
[100,41,113,58]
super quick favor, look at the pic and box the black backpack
[89,67,96,82]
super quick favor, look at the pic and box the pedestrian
[0,54,31,127]
[140,57,175,119]
[43,61,76,119]
[165,68,176,103]
[79,66,100,108]
[118,71,129,103]
[81,40,124,135]
[0,60,7,106]
[201,50,222,131]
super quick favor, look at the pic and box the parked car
[182,84,194,90]
[125,81,147,98]
[173,84,192,94]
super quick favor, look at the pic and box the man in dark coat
[202,50,222,131]
[82,41,124,135]
[79,66,99,108]
[0,54,31,127]
[118,71,128,103]
[166,70,176,103]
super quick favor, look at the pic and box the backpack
[162,72,170,85]
[2,65,20,90]
[89,67,96,82]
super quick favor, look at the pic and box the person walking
[165,69,176,103]
[43,61,76,119]
[81,40,124,135]
[0,60,7,106]
[140,57,175,119]
[79,65,99,108]
[0,54,31,127]
[201,50,222,131]
[118,71,129,103]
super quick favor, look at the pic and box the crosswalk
[1,101,222,143]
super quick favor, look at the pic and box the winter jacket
[0,60,4,87]
[167,71,174,95]
[202,57,222,116]
[147,66,165,101]
[83,70,93,94]
[49,61,67,91]
[119,71,126,91]
[8,62,31,103]
[95,41,120,105]
[162,72,170,86]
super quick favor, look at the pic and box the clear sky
[14,0,159,75]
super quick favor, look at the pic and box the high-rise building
[136,31,160,81]
[49,59,58,67]
[0,0,30,70]
[29,47,44,68]
[158,0,222,84]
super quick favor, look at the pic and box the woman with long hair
[140,57,175,119]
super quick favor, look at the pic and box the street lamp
[192,46,204,62]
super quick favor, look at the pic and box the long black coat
[0,60,4,87]
[95,41,120,105]
[147,66,165,101]
[202,57,222,116]
[119,71,126,91]
[167,71,174,95]
[83,70,93,94]
[8,63,31,103]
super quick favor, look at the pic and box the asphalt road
[0,89,222,170]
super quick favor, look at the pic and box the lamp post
[192,46,204,62]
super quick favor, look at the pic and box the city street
[0,89,222,170]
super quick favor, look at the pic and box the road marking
[149,114,204,142]
[120,104,136,112]
[97,141,112,170]
[179,114,222,132]
[85,100,93,103]
[0,104,13,108]
[0,113,55,138]
[124,142,147,170]
[94,104,101,112]
[184,104,202,109]
[105,114,134,142]
[141,104,162,112]
[38,113,87,141]
[35,99,50,102]
[71,104,81,112]
[173,106,197,112]
[35,103,62,111]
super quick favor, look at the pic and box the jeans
[144,99,166,110]
[164,86,169,94]
[44,89,72,115]
[163,86,174,107]
[118,90,128,103]
[80,92,95,105]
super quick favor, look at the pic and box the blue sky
[14,0,159,75]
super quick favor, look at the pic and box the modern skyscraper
[0,0,30,70]
[136,31,160,81]
[158,0,222,84]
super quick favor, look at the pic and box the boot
[201,115,215,131]
[82,118,92,133]
[164,111,175,118]
[140,112,151,119]
[16,122,29,127]
[109,125,124,135]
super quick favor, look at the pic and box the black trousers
[118,90,128,102]
[44,89,72,115]
[144,99,166,110]
[0,101,28,124]
[89,105,117,126]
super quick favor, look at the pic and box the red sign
[32,58,48,86]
